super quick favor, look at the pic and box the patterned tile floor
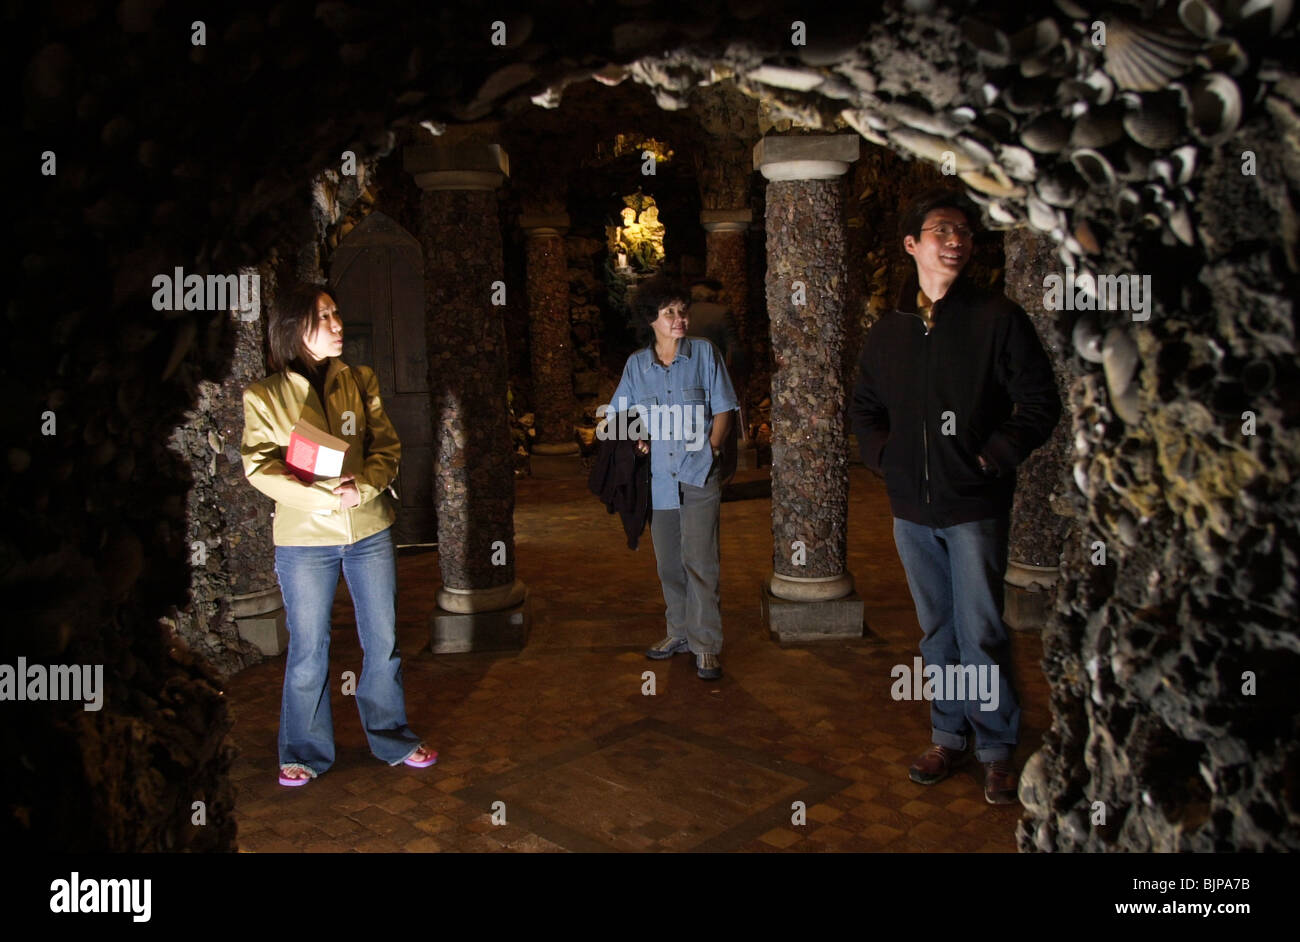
[227,465,1048,852]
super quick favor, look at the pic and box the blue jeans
[274,526,421,774]
[892,515,1020,762]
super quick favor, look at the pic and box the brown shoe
[983,759,1019,804]
[908,744,969,785]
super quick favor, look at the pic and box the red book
[285,419,350,483]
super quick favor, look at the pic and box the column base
[436,578,527,614]
[1003,562,1059,631]
[430,594,531,654]
[769,570,854,601]
[529,443,581,478]
[232,586,289,656]
[761,577,865,642]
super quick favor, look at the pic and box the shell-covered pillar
[755,134,865,641]
[701,208,756,459]
[1002,226,1074,628]
[405,136,527,650]
[520,212,580,477]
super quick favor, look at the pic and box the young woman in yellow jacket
[241,283,436,786]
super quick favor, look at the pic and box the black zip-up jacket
[587,413,651,549]
[850,272,1061,528]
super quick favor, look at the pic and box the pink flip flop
[403,746,438,769]
[278,767,313,787]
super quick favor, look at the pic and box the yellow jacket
[241,357,400,546]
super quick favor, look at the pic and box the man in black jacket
[850,189,1061,804]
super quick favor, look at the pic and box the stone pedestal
[407,136,526,624]
[232,586,288,656]
[431,593,531,654]
[760,579,865,642]
[755,134,861,624]
[1004,561,1059,631]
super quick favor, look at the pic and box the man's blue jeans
[892,515,1020,762]
[274,526,420,774]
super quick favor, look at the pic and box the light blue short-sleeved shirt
[604,337,739,510]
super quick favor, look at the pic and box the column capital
[520,213,570,236]
[405,141,510,191]
[753,134,859,181]
[700,208,752,233]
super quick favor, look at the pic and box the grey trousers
[650,462,723,655]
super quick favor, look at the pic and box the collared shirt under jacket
[850,272,1061,529]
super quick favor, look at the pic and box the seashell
[1004,78,1057,114]
[959,169,1026,199]
[1122,91,1185,149]
[1198,37,1249,76]
[1074,314,1105,363]
[1170,144,1197,184]
[1021,112,1071,153]
[979,82,1000,107]
[1117,141,1155,181]
[1027,193,1063,232]
[891,128,977,170]
[961,18,1011,60]
[1071,148,1117,188]
[1037,164,1085,207]
[1057,246,1077,271]
[1070,104,1126,147]
[1102,328,1144,420]
[1102,326,1140,402]
[1103,19,1202,92]
[1187,72,1241,143]
[1167,203,1196,245]
[1117,186,1142,223]
[1081,70,1115,106]
[892,103,963,137]
[1073,460,1091,497]
[1178,0,1223,38]
[1230,0,1295,35]
[949,105,978,124]
[954,135,995,167]
[1010,19,1061,59]
[1074,219,1102,255]
[987,201,1020,226]
[981,108,1018,138]
[998,143,1038,181]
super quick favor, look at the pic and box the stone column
[754,134,864,641]
[405,138,527,652]
[1002,226,1074,629]
[520,212,580,477]
[702,208,757,466]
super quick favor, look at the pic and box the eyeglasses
[922,223,974,239]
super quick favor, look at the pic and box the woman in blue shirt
[606,275,739,679]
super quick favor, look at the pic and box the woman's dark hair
[268,282,331,373]
[899,188,982,242]
[630,273,690,345]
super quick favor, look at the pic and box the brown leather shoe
[983,759,1019,804]
[908,744,969,785]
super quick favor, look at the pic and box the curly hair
[630,273,690,346]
